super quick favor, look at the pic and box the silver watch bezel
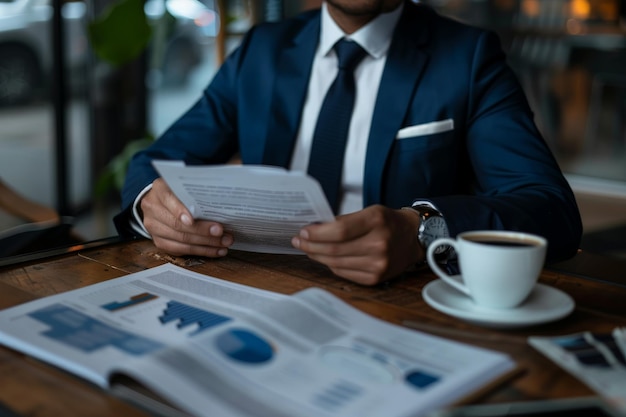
[413,205,450,255]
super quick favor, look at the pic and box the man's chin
[325,0,402,16]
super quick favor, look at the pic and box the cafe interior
[0,0,625,415]
[0,0,625,263]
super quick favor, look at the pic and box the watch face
[423,216,450,254]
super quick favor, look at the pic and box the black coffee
[465,235,540,247]
[472,240,534,247]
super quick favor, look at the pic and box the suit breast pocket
[384,131,459,204]
[392,131,454,153]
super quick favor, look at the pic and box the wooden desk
[0,238,625,417]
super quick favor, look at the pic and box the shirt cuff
[131,183,154,239]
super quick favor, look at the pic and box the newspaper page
[0,263,283,388]
[529,330,626,412]
[152,161,335,254]
[0,264,515,417]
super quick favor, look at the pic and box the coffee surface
[474,240,533,247]
[466,237,538,247]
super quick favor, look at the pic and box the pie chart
[215,328,274,364]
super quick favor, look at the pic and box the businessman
[115,0,582,285]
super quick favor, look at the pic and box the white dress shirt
[289,3,403,215]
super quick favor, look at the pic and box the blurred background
[0,0,625,261]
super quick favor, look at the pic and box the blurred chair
[0,179,59,224]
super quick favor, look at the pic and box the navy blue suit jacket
[116,2,582,261]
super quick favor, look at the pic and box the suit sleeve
[114,30,258,236]
[426,30,582,262]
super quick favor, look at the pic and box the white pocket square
[396,119,454,139]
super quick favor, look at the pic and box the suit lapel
[363,4,431,206]
[262,16,320,167]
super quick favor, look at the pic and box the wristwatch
[404,204,450,255]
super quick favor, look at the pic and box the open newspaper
[0,264,515,417]
[153,161,335,254]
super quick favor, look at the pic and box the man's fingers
[147,219,233,247]
[144,179,229,238]
[299,206,387,243]
[152,178,193,226]
[140,178,236,259]
[292,205,420,285]
[152,236,230,258]
[292,234,383,257]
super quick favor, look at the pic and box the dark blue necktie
[307,39,367,214]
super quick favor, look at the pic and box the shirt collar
[320,2,404,60]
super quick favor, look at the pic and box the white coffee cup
[426,230,547,309]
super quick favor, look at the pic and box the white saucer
[422,280,575,328]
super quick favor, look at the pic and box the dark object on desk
[547,249,626,288]
[0,235,127,268]
[0,220,81,258]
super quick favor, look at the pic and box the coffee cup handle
[426,238,471,296]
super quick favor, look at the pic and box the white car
[0,0,87,105]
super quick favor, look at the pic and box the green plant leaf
[88,0,153,66]
[95,136,155,198]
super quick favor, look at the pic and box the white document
[0,264,516,417]
[153,161,335,254]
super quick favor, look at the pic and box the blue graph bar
[29,304,163,355]
[101,292,158,311]
[159,301,231,335]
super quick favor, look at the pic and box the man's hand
[291,205,424,285]
[140,178,233,257]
